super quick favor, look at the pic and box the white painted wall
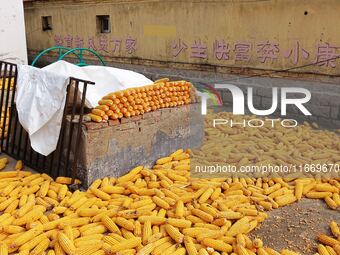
[0,0,27,64]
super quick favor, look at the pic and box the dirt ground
[251,198,340,254]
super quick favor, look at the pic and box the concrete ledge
[77,103,204,187]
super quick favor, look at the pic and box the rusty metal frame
[0,60,94,182]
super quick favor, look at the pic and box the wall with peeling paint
[0,0,28,64]
[24,0,340,76]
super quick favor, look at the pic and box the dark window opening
[42,16,52,31]
[97,15,111,33]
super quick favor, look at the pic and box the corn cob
[142,220,152,245]
[101,215,121,234]
[58,232,76,254]
[30,238,50,255]
[9,225,43,248]
[330,221,340,238]
[318,234,340,247]
[108,237,141,253]
[0,242,8,255]
[164,224,184,243]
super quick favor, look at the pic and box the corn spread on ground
[192,112,340,178]
[0,112,338,254]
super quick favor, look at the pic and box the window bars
[0,60,94,183]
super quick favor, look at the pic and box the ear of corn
[30,238,50,255]
[18,233,46,252]
[164,224,184,243]
[110,217,133,231]
[318,234,340,247]
[74,242,103,255]
[57,232,75,254]
[10,225,43,249]
[202,238,233,252]
[89,114,102,123]
[0,242,8,255]
[101,215,121,234]
[142,220,152,245]
[329,221,340,238]
[109,237,141,253]
[55,177,81,185]
[15,160,23,171]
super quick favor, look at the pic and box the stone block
[83,121,108,130]
[307,105,331,118]
[330,106,340,119]
[255,87,274,98]
[77,103,204,187]
[108,119,120,126]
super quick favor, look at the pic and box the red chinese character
[74,36,84,48]
[111,38,122,54]
[191,40,207,59]
[125,37,137,54]
[257,41,280,63]
[284,41,309,65]
[54,35,63,46]
[99,36,109,53]
[213,40,229,60]
[234,42,252,62]
[314,43,339,68]
[87,37,97,51]
[64,35,73,48]
[171,39,188,57]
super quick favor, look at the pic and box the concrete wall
[215,77,340,129]
[78,103,204,187]
[24,0,340,76]
[1,0,28,64]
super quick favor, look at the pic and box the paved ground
[0,154,35,172]
[251,198,340,254]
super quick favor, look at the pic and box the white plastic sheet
[43,61,153,107]
[16,65,69,156]
[16,61,154,156]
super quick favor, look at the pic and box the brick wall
[78,103,204,187]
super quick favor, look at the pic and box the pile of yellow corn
[0,148,338,255]
[89,79,193,123]
[0,78,14,91]
[0,108,10,139]
[317,221,340,255]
